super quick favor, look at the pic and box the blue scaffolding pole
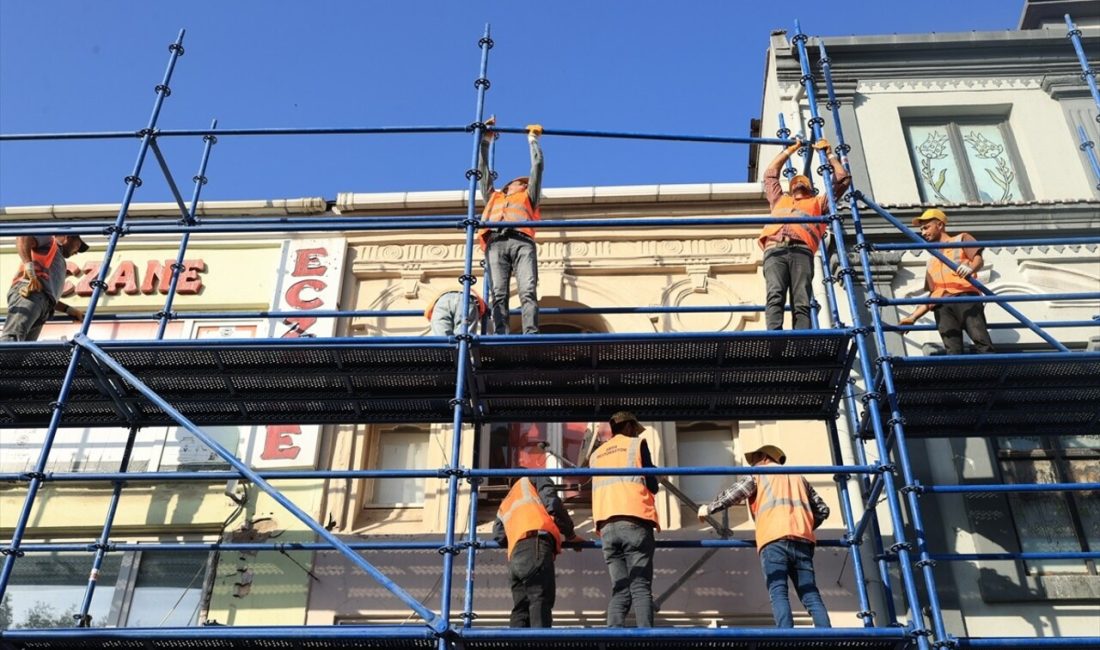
[0,30,187,602]
[793,27,932,649]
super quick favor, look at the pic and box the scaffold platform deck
[860,353,1100,439]
[0,625,915,650]
[0,332,854,428]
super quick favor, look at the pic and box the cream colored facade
[754,9,1100,641]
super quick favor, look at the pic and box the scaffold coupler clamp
[900,480,923,496]
[933,635,959,649]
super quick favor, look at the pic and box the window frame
[363,424,432,508]
[903,115,1034,204]
[995,435,1099,577]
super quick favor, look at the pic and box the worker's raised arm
[477,115,497,200]
[526,124,544,208]
[764,137,802,207]
[813,138,850,199]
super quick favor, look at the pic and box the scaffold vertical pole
[74,120,221,625]
[156,118,219,339]
[815,42,897,623]
[792,23,931,649]
[1065,14,1100,115]
[814,36,954,647]
[440,24,494,643]
[0,30,187,600]
[1077,125,1100,188]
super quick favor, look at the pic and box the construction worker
[698,444,831,628]
[2,234,89,342]
[897,208,994,355]
[492,475,584,628]
[478,116,543,335]
[424,287,487,337]
[590,411,660,627]
[759,137,849,330]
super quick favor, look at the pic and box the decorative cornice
[856,77,1043,94]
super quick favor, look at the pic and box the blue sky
[0,1,1024,207]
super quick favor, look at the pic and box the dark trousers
[760,539,831,628]
[934,301,994,355]
[486,235,539,335]
[763,246,815,330]
[508,535,556,628]
[600,519,655,627]
[1,285,54,342]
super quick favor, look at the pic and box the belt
[764,238,811,252]
[488,229,534,244]
[520,530,554,542]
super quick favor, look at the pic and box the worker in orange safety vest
[590,411,660,627]
[493,475,583,627]
[759,136,849,330]
[3,234,89,341]
[477,116,543,335]
[897,208,994,355]
[698,444,831,628]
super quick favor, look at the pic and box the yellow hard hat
[745,444,787,466]
[912,208,947,226]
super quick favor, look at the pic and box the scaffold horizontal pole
[887,319,1098,332]
[893,351,1100,365]
[883,292,1100,306]
[455,626,912,641]
[931,551,1100,561]
[0,463,882,484]
[956,636,1100,648]
[873,236,1100,250]
[0,124,795,145]
[922,482,1100,494]
[3,537,856,554]
[0,214,829,236]
[0,625,438,641]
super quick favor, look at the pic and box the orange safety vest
[928,234,980,298]
[497,477,562,559]
[748,473,816,552]
[10,237,59,286]
[591,434,660,531]
[423,289,488,320]
[478,189,540,251]
[758,195,828,253]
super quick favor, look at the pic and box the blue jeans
[760,539,831,628]
[600,519,655,627]
[429,291,480,337]
[763,245,815,330]
[486,235,538,335]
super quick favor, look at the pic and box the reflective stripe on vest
[11,238,59,287]
[479,189,540,250]
[928,234,980,298]
[758,196,828,253]
[497,477,562,559]
[749,474,815,551]
[590,435,660,531]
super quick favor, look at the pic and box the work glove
[955,263,974,278]
[787,135,804,154]
[526,123,543,145]
[813,138,831,152]
[697,504,710,523]
[482,115,498,140]
[19,262,43,299]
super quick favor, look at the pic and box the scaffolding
[1,15,1099,650]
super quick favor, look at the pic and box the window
[483,421,601,505]
[904,117,1031,203]
[370,425,430,506]
[997,435,1099,575]
[675,422,738,505]
[0,550,208,629]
